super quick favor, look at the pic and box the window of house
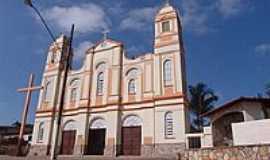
[128,79,136,94]
[163,60,172,86]
[37,122,44,142]
[97,72,104,95]
[43,82,52,102]
[165,111,174,138]
[162,21,171,32]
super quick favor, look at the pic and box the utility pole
[50,24,75,160]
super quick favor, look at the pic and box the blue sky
[0,0,270,125]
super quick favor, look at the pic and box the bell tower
[154,2,183,49]
[153,2,190,148]
[37,35,71,112]
[153,2,187,97]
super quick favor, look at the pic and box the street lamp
[24,0,56,42]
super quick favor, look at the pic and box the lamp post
[24,1,75,160]
[24,0,56,42]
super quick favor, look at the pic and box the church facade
[30,3,189,157]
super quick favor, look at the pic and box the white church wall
[232,119,270,146]
[32,117,51,145]
[155,104,186,144]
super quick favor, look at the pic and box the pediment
[94,39,122,51]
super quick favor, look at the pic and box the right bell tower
[153,1,189,155]
[154,1,187,99]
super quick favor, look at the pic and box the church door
[60,130,76,155]
[87,129,106,155]
[122,126,141,155]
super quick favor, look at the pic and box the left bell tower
[39,34,70,111]
[30,35,70,156]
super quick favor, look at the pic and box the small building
[202,97,270,147]
[0,123,33,155]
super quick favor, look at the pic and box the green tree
[188,82,218,132]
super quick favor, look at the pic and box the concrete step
[0,155,177,160]
[58,155,177,160]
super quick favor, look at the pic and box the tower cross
[16,73,43,156]
[165,0,170,6]
[102,29,110,40]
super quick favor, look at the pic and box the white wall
[232,119,270,146]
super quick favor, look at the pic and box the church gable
[94,39,122,52]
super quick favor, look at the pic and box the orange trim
[155,41,179,48]
[36,94,184,114]
[128,94,136,102]
[35,102,186,118]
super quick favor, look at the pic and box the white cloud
[74,41,93,61]
[43,3,109,34]
[217,0,246,18]
[255,43,270,55]
[180,0,248,35]
[181,0,210,35]
[120,7,158,31]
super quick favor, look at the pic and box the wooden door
[122,126,141,155]
[87,129,106,155]
[60,130,76,155]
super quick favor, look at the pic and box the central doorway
[87,118,107,155]
[121,115,142,156]
[88,129,106,155]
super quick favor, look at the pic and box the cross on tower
[16,73,43,156]
[165,0,170,6]
[102,29,110,40]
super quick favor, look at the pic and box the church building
[30,2,189,157]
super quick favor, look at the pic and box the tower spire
[164,0,170,6]
[102,29,109,40]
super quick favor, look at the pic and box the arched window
[70,79,79,102]
[128,79,136,94]
[165,112,174,138]
[70,88,77,102]
[43,82,52,102]
[126,68,138,77]
[50,52,57,64]
[163,60,172,86]
[37,122,44,142]
[97,72,104,95]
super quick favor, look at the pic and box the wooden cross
[16,73,43,156]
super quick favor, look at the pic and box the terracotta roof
[201,97,270,117]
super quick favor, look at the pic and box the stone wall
[28,145,49,156]
[180,145,270,160]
